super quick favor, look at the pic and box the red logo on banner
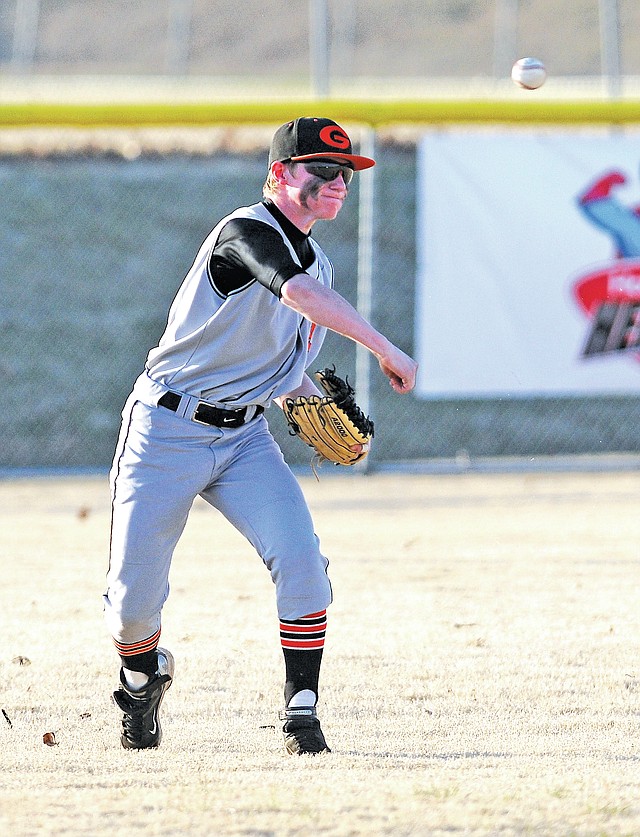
[319,125,350,150]
[573,259,640,314]
[573,260,640,356]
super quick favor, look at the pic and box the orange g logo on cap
[319,125,350,150]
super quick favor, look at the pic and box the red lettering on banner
[319,126,350,149]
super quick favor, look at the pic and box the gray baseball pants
[103,395,332,648]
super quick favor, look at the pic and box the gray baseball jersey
[139,201,333,407]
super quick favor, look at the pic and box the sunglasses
[299,161,354,185]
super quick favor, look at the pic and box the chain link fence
[2,138,640,473]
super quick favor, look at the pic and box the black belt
[158,391,263,428]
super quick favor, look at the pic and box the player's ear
[271,161,289,184]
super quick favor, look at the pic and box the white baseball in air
[511,57,547,90]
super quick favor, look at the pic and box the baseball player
[104,116,418,755]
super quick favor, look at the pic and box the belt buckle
[191,401,212,426]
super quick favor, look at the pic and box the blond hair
[262,169,279,198]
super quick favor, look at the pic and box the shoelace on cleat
[283,718,328,753]
[114,674,171,741]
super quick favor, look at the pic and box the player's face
[290,159,351,219]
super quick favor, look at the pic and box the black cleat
[112,648,174,750]
[279,706,331,755]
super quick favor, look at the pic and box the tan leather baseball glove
[282,367,374,466]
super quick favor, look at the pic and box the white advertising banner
[415,130,640,398]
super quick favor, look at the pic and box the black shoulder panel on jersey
[209,218,313,298]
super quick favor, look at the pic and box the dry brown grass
[1,470,639,836]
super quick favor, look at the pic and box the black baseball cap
[269,117,375,171]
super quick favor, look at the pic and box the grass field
[1,469,640,836]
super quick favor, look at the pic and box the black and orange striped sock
[113,628,161,675]
[280,610,326,706]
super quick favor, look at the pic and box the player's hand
[377,346,418,394]
[350,441,370,455]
